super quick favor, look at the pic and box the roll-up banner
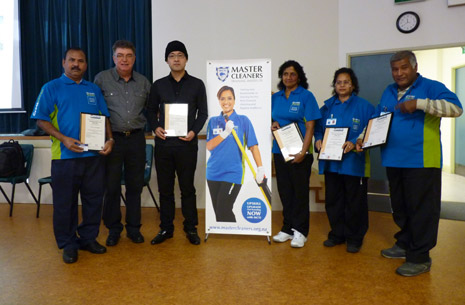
[205,59,272,237]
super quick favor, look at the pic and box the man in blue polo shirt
[31,48,114,264]
[363,51,463,276]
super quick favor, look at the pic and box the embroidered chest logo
[86,92,97,105]
[405,95,415,101]
[289,101,300,113]
[352,118,361,131]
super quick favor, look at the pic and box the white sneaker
[290,229,307,248]
[272,231,293,243]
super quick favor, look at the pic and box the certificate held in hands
[80,113,106,151]
[318,127,349,161]
[165,103,188,137]
[273,123,304,162]
[362,113,392,149]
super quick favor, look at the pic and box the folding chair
[37,176,52,217]
[121,144,159,212]
[0,144,39,217]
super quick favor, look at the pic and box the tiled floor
[1,204,464,305]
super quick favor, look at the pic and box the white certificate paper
[362,113,392,149]
[273,123,304,162]
[80,113,105,151]
[318,127,349,161]
[164,103,188,137]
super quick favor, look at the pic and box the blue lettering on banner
[241,197,267,223]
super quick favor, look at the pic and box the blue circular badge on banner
[241,197,267,223]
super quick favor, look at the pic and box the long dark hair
[277,60,309,90]
[331,67,359,96]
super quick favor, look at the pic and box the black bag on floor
[0,140,26,177]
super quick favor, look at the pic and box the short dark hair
[277,60,309,91]
[390,50,417,68]
[112,40,136,55]
[217,86,235,100]
[63,47,86,61]
[331,67,360,96]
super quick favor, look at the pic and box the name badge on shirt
[326,118,337,126]
[213,128,222,135]
[86,92,97,105]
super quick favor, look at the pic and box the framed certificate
[80,113,106,151]
[318,127,349,161]
[164,103,188,137]
[273,123,304,162]
[362,113,393,149]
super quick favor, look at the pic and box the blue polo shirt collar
[276,85,304,97]
[61,73,88,85]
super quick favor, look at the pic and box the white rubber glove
[219,120,234,139]
[255,166,266,184]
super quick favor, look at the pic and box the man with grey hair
[95,40,151,247]
[358,50,462,276]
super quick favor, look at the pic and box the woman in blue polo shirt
[271,60,321,248]
[314,67,374,253]
[206,86,265,222]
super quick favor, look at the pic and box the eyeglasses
[168,54,185,60]
[115,54,134,60]
[335,80,351,86]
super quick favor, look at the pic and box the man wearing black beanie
[147,40,208,245]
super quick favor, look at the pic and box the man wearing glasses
[147,40,208,245]
[95,40,151,247]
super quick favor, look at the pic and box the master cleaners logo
[216,67,229,82]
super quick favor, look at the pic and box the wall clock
[396,11,420,33]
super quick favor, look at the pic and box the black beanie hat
[165,40,188,61]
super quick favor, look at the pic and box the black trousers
[102,130,145,235]
[207,180,242,222]
[274,153,313,237]
[51,156,105,250]
[386,167,441,264]
[324,172,368,247]
[155,144,198,233]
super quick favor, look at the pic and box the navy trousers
[274,153,313,237]
[207,180,242,223]
[386,167,441,264]
[324,172,368,247]
[51,156,105,250]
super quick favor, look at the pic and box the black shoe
[346,244,361,253]
[186,230,201,245]
[80,241,107,254]
[396,259,432,277]
[381,244,406,259]
[323,239,344,247]
[151,230,173,245]
[106,234,120,247]
[63,248,78,264]
[127,232,144,243]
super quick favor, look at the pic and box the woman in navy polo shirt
[314,68,374,253]
[206,86,265,222]
[271,60,321,248]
